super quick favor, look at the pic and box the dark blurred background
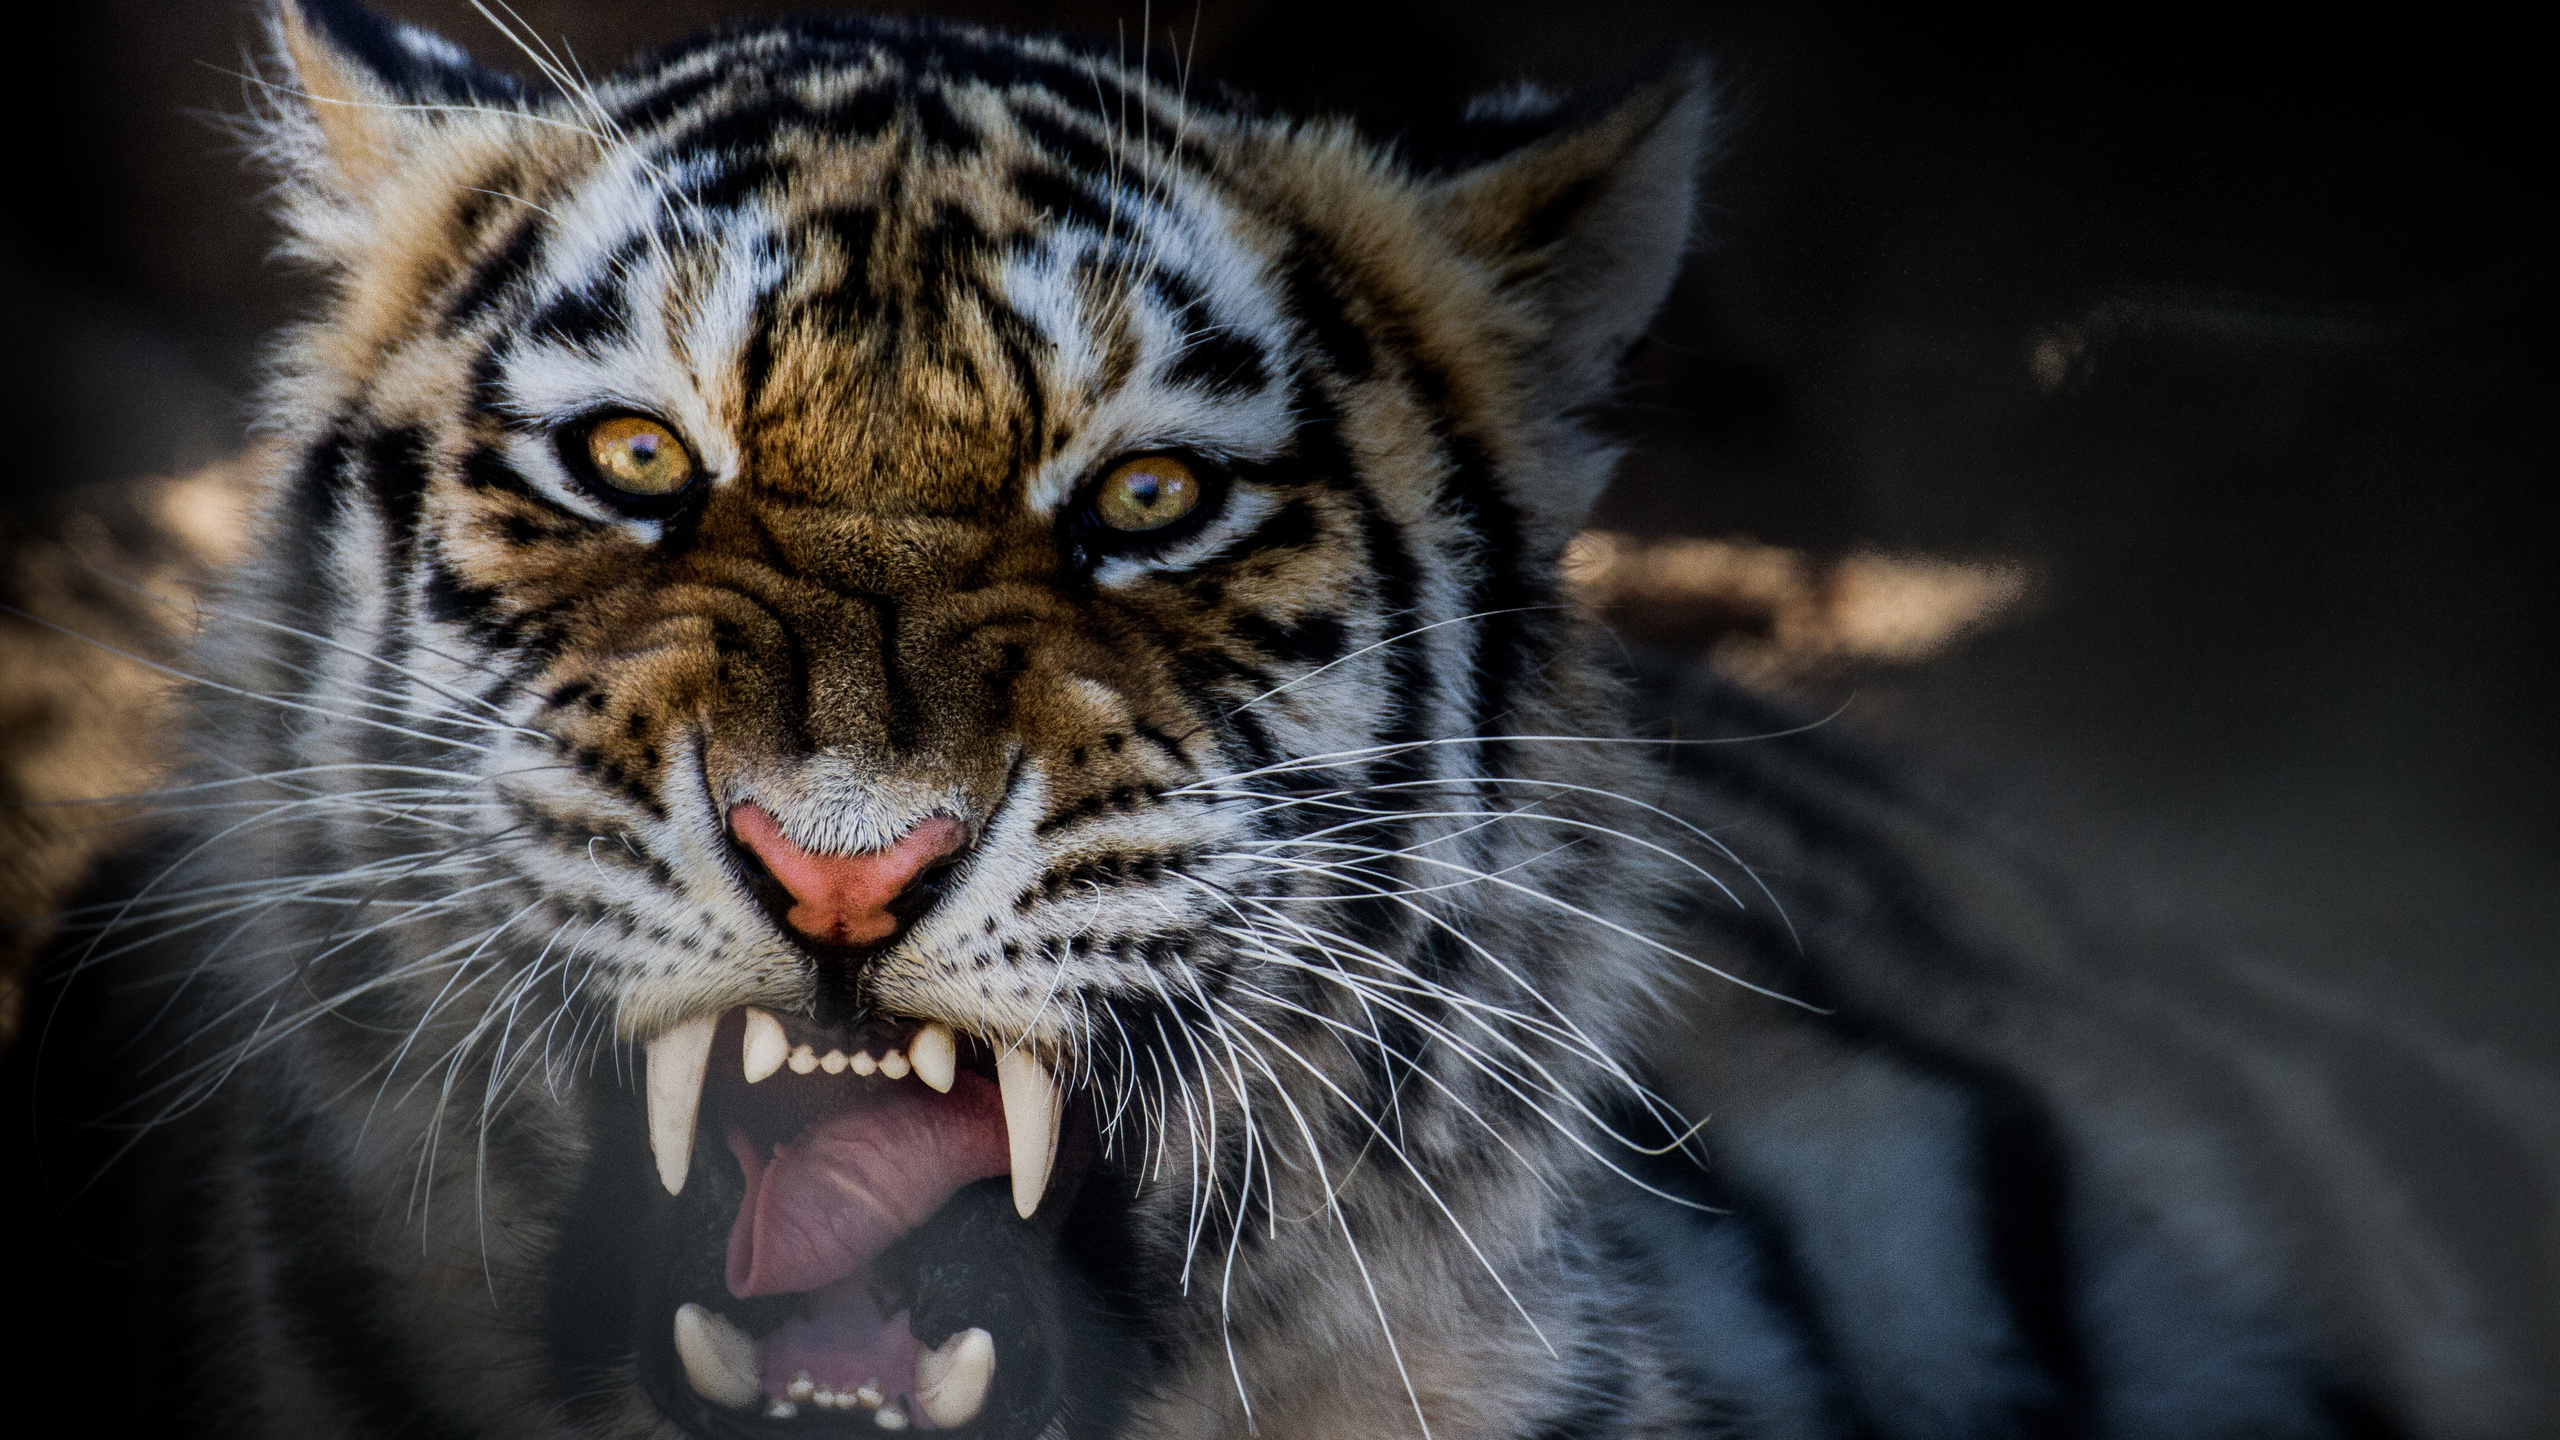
[3,3,2549,1065]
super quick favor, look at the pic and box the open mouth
[640,1008,1088,1433]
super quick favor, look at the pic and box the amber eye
[584,416,696,497]
[1092,455,1203,532]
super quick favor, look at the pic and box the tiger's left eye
[585,416,697,497]
[1093,455,1203,532]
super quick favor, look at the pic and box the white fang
[996,1048,1061,1218]
[915,1327,996,1428]
[742,1008,789,1084]
[647,1015,718,1195]
[911,1022,958,1093]
[673,1302,765,1409]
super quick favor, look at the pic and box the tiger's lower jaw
[633,1008,1106,1438]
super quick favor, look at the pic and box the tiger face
[206,3,1707,1434]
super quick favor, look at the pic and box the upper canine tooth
[742,1009,788,1084]
[673,1302,765,1409]
[646,1016,717,1196]
[910,1023,957,1093]
[996,1048,1061,1219]
[915,1327,995,1428]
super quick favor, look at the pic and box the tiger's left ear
[273,0,525,197]
[1422,63,1712,411]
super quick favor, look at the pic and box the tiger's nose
[727,803,970,948]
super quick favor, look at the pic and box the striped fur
[97,3,2520,1436]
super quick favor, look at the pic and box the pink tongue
[725,1070,1009,1299]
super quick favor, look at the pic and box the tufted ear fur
[1420,63,1712,415]
[273,0,524,196]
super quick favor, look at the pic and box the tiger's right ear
[273,0,523,195]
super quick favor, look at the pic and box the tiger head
[206,2,1709,1434]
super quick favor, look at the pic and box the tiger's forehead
[472,25,1302,518]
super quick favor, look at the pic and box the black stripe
[910,85,980,155]
[1229,610,1347,668]
[1010,163,1119,234]
[421,551,501,634]
[974,285,1052,469]
[272,425,357,652]
[1706,1184,1890,1439]
[679,151,790,211]
[257,1113,478,1440]
[803,203,883,334]
[1281,238,1375,381]
[739,275,785,420]
[657,86,809,159]
[815,82,899,139]
[362,425,432,656]
[1008,100,1118,180]
[610,64,723,132]
[528,274,632,352]
[455,444,546,504]
[1164,324,1270,396]
[467,344,512,416]
[371,427,435,545]
[444,213,544,333]
[1394,349,1544,776]
[1204,496,1321,565]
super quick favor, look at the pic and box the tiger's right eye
[584,416,697,498]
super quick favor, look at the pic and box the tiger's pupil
[587,416,695,497]
[1095,456,1201,532]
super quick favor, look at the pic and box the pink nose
[727,803,969,947]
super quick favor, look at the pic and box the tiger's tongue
[725,1070,1009,1299]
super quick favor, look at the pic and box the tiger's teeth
[996,1049,1061,1219]
[645,1016,717,1196]
[915,1327,995,1428]
[910,1023,957,1093]
[742,1009,788,1084]
[879,1049,910,1079]
[673,1303,764,1409]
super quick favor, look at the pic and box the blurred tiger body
[90,3,2520,1438]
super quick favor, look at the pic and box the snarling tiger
[44,2,2520,1436]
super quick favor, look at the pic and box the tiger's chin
[631,1008,1109,1438]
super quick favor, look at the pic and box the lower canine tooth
[910,1023,957,1092]
[996,1048,1062,1218]
[646,1017,717,1195]
[672,1303,764,1409]
[743,1009,788,1084]
[875,1403,909,1430]
[915,1327,996,1428]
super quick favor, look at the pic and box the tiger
[35,1,2545,1436]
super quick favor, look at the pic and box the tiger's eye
[1093,455,1202,532]
[586,416,696,497]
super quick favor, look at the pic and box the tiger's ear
[1420,63,1712,410]
[273,0,524,196]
